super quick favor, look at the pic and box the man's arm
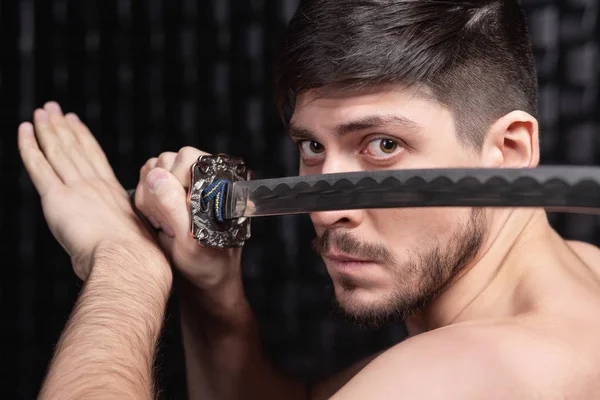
[39,243,172,400]
[177,275,308,400]
[177,276,381,400]
[17,102,174,399]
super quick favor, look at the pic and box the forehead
[290,85,455,136]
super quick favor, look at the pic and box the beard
[312,208,487,330]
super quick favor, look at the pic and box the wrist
[176,272,253,330]
[92,239,173,297]
[176,271,244,307]
[177,248,243,293]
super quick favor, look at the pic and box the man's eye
[299,140,325,156]
[366,138,402,156]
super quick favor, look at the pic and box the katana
[131,154,600,249]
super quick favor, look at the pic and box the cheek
[298,162,308,176]
[310,217,326,235]
[369,207,468,248]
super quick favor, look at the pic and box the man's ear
[480,111,539,168]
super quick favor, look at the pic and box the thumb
[146,167,189,238]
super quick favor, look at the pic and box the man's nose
[310,158,364,229]
[310,209,363,230]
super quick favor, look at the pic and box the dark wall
[0,0,598,398]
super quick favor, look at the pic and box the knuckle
[157,152,176,167]
[179,146,203,156]
[148,157,159,167]
[28,151,47,169]
[57,128,78,147]
[43,144,62,159]
[140,157,158,175]
[48,112,61,124]
[144,167,164,188]
[176,146,207,164]
[49,114,71,132]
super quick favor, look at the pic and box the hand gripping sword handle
[127,154,252,249]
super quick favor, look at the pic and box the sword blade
[225,166,600,219]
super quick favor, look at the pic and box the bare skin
[17,102,172,399]
[330,224,600,399]
[23,87,600,399]
[294,87,600,398]
[132,85,600,399]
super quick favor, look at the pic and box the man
[18,0,600,399]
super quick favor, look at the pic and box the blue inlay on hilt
[190,154,251,249]
[200,178,230,222]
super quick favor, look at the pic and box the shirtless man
[18,0,600,399]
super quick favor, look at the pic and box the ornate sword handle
[187,154,252,249]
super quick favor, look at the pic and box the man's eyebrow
[286,124,318,141]
[335,114,421,136]
[287,114,421,141]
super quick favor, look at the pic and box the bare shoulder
[330,324,517,399]
[329,320,600,399]
[567,239,600,266]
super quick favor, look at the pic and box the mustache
[312,230,395,265]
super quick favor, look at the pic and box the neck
[405,208,558,335]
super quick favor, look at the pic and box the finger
[156,231,176,260]
[133,187,163,231]
[135,157,160,228]
[140,157,158,185]
[171,146,210,188]
[64,112,120,184]
[33,108,80,183]
[156,152,177,171]
[145,167,190,238]
[17,122,63,197]
[44,102,96,179]
[134,164,174,232]
[44,102,74,146]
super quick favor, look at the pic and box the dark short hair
[275,0,538,150]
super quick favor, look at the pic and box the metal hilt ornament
[187,154,252,249]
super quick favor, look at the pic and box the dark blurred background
[0,0,598,398]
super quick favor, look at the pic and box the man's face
[289,86,489,328]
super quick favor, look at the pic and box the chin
[331,278,407,329]
[330,270,436,330]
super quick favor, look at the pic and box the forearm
[39,244,172,400]
[179,276,384,400]
[177,277,307,400]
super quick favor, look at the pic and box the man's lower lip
[326,258,373,271]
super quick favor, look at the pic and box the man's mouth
[323,252,374,271]
[324,253,370,262]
